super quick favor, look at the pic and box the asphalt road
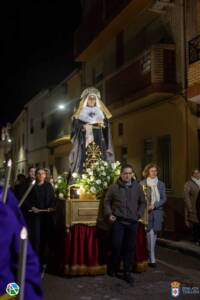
[42,245,200,300]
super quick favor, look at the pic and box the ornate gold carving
[84,141,101,169]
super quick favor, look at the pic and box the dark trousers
[110,221,138,273]
[29,214,54,266]
[192,222,200,243]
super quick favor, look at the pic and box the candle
[17,226,28,300]
[18,180,36,208]
[2,159,12,204]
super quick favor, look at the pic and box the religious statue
[69,87,115,175]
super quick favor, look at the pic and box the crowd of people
[0,163,200,298]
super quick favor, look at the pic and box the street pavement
[42,245,200,300]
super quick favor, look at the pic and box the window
[198,130,200,169]
[157,135,172,190]
[121,145,128,165]
[118,123,124,136]
[143,139,153,169]
[197,104,200,117]
[41,112,45,129]
[116,31,124,68]
[30,118,34,134]
[163,49,176,83]
[22,133,25,147]
[141,51,151,74]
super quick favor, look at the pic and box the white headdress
[73,87,112,119]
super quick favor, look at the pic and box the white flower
[102,172,106,176]
[96,179,101,185]
[57,176,62,179]
[72,172,78,178]
[86,168,91,173]
[90,176,95,181]
[88,170,93,176]
[82,174,87,179]
[107,176,110,181]
[54,184,58,189]
[103,182,108,188]
[90,186,96,193]
[116,161,121,166]
[59,193,64,199]
[111,163,116,169]
[103,161,108,166]
[57,179,62,184]
[100,166,105,171]
[116,169,120,175]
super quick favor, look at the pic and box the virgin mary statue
[69,87,115,174]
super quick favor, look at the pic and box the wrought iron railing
[188,35,200,64]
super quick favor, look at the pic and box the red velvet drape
[64,222,148,276]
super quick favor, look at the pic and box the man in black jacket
[104,164,146,285]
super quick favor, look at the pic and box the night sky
[1,1,81,126]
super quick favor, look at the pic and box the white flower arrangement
[59,192,64,199]
[74,159,121,197]
[90,186,96,193]
[72,172,78,178]
[55,174,68,199]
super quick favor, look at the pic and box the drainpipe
[182,0,189,180]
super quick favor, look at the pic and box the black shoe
[124,272,134,286]
[148,262,157,268]
[107,269,115,277]
[107,269,121,277]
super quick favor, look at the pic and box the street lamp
[58,104,65,110]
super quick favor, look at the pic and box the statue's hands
[83,124,92,129]
[96,120,104,127]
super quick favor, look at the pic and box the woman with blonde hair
[140,163,167,267]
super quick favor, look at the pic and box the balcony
[187,35,200,105]
[189,35,200,65]
[105,44,179,112]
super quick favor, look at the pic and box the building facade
[25,90,50,170]
[74,0,200,238]
[11,69,82,179]
[12,110,27,179]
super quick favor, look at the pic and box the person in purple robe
[0,186,43,300]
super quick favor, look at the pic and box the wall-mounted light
[58,104,65,110]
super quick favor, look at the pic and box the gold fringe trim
[135,260,148,273]
[64,264,107,276]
